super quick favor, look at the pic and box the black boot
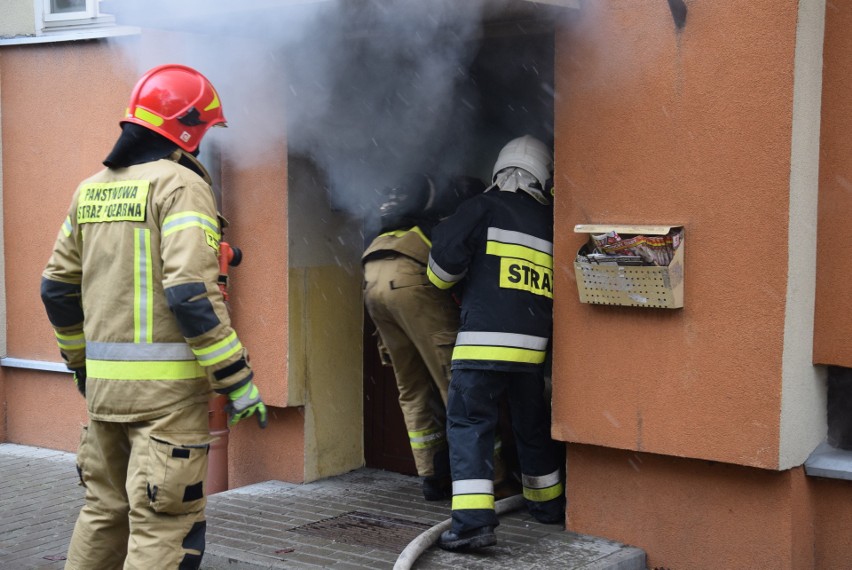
[438,526,497,551]
[422,476,452,501]
[422,447,452,501]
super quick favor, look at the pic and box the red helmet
[121,64,226,152]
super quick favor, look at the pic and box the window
[41,0,114,30]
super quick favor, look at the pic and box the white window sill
[804,441,852,481]
[0,357,70,373]
[0,25,139,46]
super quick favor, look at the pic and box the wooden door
[363,311,418,475]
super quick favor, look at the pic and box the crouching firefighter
[40,64,268,570]
[427,136,566,551]
[363,173,520,501]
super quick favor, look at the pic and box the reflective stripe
[87,359,204,380]
[523,482,564,503]
[192,331,242,367]
[522,469,563,503]
[133,228,153,344]
[452,479,493,495]
[134,107,164,127]
[452,345,546,364]
[487,241,554,269]
[487,228,553,254]
[522,470,561,489]
[452,494,495,511]
[378,226,431,247]
[456,331,549,351]
[408,428,446,450]
[61,216,73,237]
[453,331,548,364]
[203,91,221,112]
[86,341,195,361]
[452,479,495,511]
[427,254,466,289]
[486,227,554,270]
[162,211,220,240]
[55,331,85,350]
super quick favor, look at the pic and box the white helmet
[491,135,552,189]
[487,135,553,204]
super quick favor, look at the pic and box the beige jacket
[43,151,252,422]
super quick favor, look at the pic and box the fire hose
[393,494,525,570]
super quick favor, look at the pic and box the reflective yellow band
[87,359,204,380]
[486,241,553,269]
[134,107,164,127]
[523,482,564,503]
[163,211,220,240]
[134,228,154,344]
[55,331,85,350]
[487,227,553,254]
[452,345,547,364]
[192,332,243,367]
[62,216,73,237]
[204,92,221,112]
[427,254,465,289]
[378,225,432,247]
[452,494,495,511]
[409,428,446,450]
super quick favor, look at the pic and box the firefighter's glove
[72,368,86,398]
[224,381,268,429]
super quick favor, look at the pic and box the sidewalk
[0,443,645,569]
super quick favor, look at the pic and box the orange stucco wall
[552,1,797,468]
[1,39,304,485]
[814,1,852,366]
[566,444,832,569]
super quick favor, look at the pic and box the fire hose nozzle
[218,242,242,301]
[221,242,242,267]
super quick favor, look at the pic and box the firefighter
[41,64,268,570]
[428,136,565,551]
[362,173,490,501]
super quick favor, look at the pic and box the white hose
[393,494,525,570]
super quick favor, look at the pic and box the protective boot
[438,526,497,551]
[422,446,452,501]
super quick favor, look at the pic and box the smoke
[101,0,553,227]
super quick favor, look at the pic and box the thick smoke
[101,0,554,230]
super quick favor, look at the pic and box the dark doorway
[362,23,555,474]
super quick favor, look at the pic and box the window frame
[42,0,98,24]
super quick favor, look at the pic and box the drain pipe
[393,494,525,570]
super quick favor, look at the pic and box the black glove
[72,368,86,398]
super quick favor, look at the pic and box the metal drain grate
[289,511,432,551]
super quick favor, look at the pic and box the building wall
[566,444,835,569]
[551,1,844,567]
[0,0,36,37]
[552,0,819,471]
[814,0,852,366]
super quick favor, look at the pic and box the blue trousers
[447,368,564,533]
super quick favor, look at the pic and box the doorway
[362,22,556,474]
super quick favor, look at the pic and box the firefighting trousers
[447,368,565,533]
[65,401,212,570]
[363,255,460,477]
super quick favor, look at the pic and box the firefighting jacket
[41,150,252,422]
[427,190,553,372]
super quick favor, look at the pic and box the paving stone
[1,443,645,570]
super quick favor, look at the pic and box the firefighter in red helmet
[41,64,267,569]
